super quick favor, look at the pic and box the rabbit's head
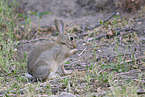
[55,19,77,49]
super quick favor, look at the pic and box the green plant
[29,11,51,30]
[18,14,32,27]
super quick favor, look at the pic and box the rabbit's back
[27,43,60,70]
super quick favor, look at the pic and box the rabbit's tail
[25,73,34,79]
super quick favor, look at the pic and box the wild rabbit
[26,19,77,81]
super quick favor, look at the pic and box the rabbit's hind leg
[33,60,50,81]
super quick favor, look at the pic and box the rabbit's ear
[54,19,64,35]
[59,19,64,33]
[54,19,59,32]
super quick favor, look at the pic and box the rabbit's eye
[70,36,73,41]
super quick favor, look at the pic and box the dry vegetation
[0,0,145,96]
[113,0,145,12]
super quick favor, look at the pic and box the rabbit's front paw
[69,49,78,55]
[60,70,72,76]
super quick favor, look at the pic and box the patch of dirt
[16,0,115,27]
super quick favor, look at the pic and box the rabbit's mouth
[72,42,77,48]
[68,41,77,49]
[61,41,77,49]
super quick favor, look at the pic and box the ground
[0,0,145,96]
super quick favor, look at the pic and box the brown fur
[26,19,77,81]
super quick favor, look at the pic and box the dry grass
[114,0,145,12]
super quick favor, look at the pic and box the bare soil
[16,0,116,26]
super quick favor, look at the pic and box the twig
[137,91,145,94]
[116,69,141,75]
[116,28,138,36]
[120,55,145,65]
[134,79,145,83]
[95,34,106,40]
[96,52,133,62]
[85,11,117,31]
[77,47,87,56]
[134,17,145,22]
[95,28,139,40]
[94,11,118,28]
